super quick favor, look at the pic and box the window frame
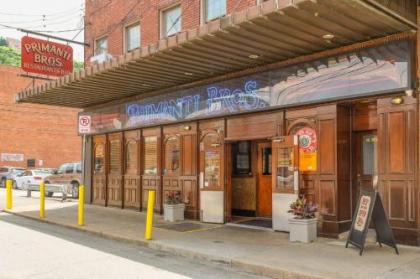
[160,3,182,38]
[201,0,226,24]
[94,35,108,56]
[124,22,141,53]
[232,141,252,176]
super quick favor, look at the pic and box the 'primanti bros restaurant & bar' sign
[21,36,73,77]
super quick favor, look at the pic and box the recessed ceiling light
[248,54,259,59]
[184,72,193,76]
[322,34,334,40]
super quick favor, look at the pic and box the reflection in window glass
[363,135,377,175]
[233,141,251,175]
[125,24,140,52]
[276,147,294,190]
[262,147,272,175]
[125,140,138,174]
[162,5,181,37]
[164,137,180,175]
[109,140,121,173]
[205,0,226,22]
[95,37,108,55]
[94,144,105,173]
[203,133,220,188]
[144,136,158,175]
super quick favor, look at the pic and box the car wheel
[46,192,54,197]
[12,180,17,189]
[71,182,79,199]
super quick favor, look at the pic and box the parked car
[44,162,82,198]
[14,169,51,190]
[0,167,26,187]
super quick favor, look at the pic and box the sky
[0,0,85,61]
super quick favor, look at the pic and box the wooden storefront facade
[14,0,420,246]
[86,36,419,245]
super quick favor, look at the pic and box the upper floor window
[203,0,226,22]
[161,5,181,38]
[125,23,140,52]
[95,36,108,55]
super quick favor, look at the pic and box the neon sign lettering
[126,80,264,126]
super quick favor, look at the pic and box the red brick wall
[84,0,258,65]
[0,65,81,168]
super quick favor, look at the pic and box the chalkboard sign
[346,189,399,256]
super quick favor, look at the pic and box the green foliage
[73,60,84,71]
[0,43,84,72]
[0,37,8,47]
[0,46,20,66]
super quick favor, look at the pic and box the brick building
[16,0,420,245]
[0,65,81,168]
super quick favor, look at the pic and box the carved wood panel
[92,174,106,205]
[124,175,140,209]
[92,135,106,205]
[124,130,141,209]
[142,175,161,212]
[106,132,123,207]
[377,96,417,230]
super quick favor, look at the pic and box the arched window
[94,144,105,173]
[144,136,158,175]
[164,136,180,175]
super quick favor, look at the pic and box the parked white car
[13,170,51,190]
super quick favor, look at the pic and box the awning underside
[16,0,417,108]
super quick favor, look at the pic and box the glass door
[272,135,299,231]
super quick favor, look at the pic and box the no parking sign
[78,115,91,134]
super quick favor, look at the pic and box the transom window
[95,36,108,55]
[203,0,226,22]
[161,5,181,38]
[125,23,140,52]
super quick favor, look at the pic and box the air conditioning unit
[90,52,113,64]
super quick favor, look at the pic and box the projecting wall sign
[21,36,73,77]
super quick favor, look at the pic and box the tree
[0,46,20,66]
[73,60,84,71]
[0,37,8,47]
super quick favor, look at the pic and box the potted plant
[164,191,185,222]
[288,195,318,243]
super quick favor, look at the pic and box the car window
[76,163,82,173]
[57,164,66,174]
[34,170,49,175]
[23,171,32,176]
[65,164,74,174]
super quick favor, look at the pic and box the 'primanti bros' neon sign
[126,80,265,126]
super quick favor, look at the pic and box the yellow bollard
[144,190,155,240]
[40,181,45,218]
[6,179,12,209]
[78,185,84,226]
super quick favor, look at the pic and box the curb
[3,210,322,279]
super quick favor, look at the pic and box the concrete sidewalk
[2,190,420,279]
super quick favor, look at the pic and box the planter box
[289,218,318,243]
[164,203,185,222]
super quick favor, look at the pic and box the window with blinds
[125,140,138,174]
[109,139,121,173]
[144,136,158,175]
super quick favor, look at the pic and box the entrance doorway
[352,131,378,209]
[229,140,272,228]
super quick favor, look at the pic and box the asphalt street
[0,189,267,279]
